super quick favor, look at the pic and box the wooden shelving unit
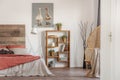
[48,56,59,58]
[45,30,70,68]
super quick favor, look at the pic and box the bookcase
[45,30,70,68]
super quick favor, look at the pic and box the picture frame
[32,3,54,28]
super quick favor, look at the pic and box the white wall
[0,0,93,67]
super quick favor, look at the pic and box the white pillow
[0,48,9,51]
[10,48,29,55]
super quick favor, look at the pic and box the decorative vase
[56,23,62,31]
[57,26,62,31]
[51,42,55,47]
[49,52,54,56]
[62,38,67,43]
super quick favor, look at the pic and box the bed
[0,54,53,77]
[0,25,53,76]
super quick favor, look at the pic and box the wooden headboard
[0,25,25,48]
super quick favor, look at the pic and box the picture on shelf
[64,44,69,51]
[60,44,65,52]
[59,54,68,61]
[59,44,69,52]
[60,57,67,61]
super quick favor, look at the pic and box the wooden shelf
[58,61,68,63]
[48,56,59,58]
[49,66,69,69]
[59,51,69,54]
[58,41,70,44]
[45,30,70,68]
[46,30,70,32]
[47,35,58,38]
[47,46,58,48]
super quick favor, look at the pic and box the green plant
[55,23,62,27]
[49,49,55,53]
[61,35,67,39]
[49,49,55,56]
[61,35,67,43]
[55,23,62,30]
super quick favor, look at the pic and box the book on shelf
[60,44,65,52]
[60,57,68,61]
[64,44,69,51]
[60,44,69,52]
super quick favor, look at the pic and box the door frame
[100,0,112,80]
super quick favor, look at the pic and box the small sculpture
[45,8,52,25]
[45,8,51,20]
[36,8,43,26]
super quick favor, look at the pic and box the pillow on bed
[0,48,14,54]
[10,48,29,55]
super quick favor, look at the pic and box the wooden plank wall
[0,25,25,48]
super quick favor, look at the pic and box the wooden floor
[0,68,100,80]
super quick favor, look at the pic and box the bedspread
[0,54,40,70]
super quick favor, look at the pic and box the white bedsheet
[0,58,53,76]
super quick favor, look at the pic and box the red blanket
[0,54,40,70]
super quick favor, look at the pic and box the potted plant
[61,35,67,43]
[55,23,62,31]
[49,49,55,56]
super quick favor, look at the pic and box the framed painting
[32,3,54,27]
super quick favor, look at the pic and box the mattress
[0,58,53,76]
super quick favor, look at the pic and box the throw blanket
[0,54,40,70]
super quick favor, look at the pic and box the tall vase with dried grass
[79,21,93,69]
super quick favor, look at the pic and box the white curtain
[26,32,45,58]
[25,31,54,76]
